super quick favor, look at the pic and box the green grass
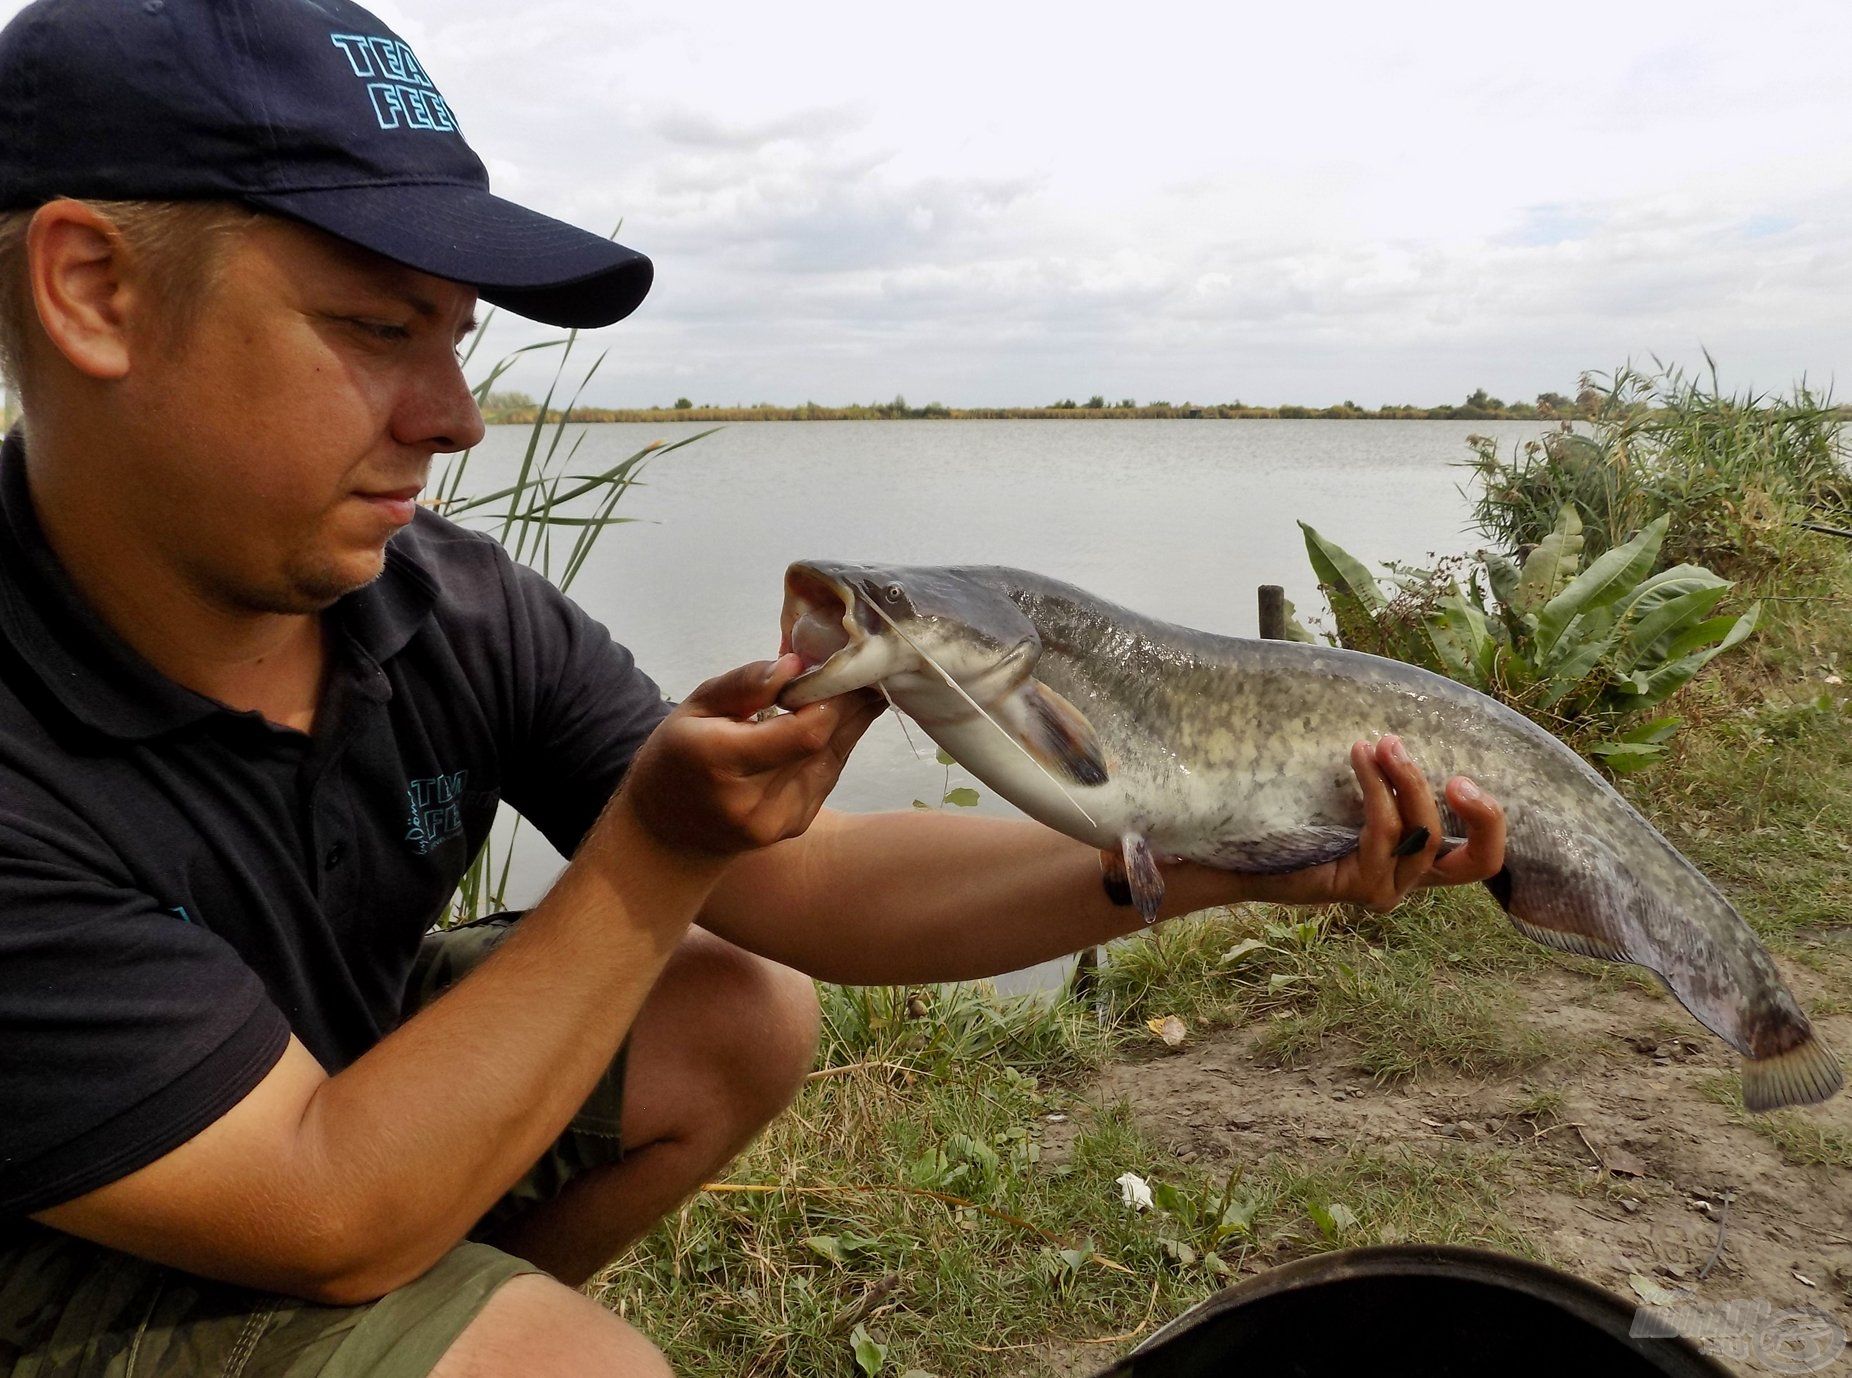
[1097,888,1551,1083]
[1625,540,1852,947]
[1698,1075,1852,1168]
[586,524,1852,1372]
[594,1008,1163,1376]
[595,997,1541,1377]
[1466,358,1847,578]
[510,351,1852,1370]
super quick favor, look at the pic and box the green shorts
[0,913,631,1378]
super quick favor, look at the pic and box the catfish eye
[883,584,904,603]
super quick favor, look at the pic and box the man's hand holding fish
[1218,735,1508,911]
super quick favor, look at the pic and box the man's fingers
[683,655,803,720]
[726,695,870,774]
[1351,738,1399,861]
[827,691,886,760]
[1425,775,1507,886]
[1373,735,1444,892]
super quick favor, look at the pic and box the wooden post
[1258,584,1287,640]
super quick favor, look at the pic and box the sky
[12,0,1852,407]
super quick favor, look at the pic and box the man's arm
[34,657,881,1305]
[697,735,1507,984]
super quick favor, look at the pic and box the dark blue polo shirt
[0,427,672,1219]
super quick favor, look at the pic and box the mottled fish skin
[783,560,1841,1111]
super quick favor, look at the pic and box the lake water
[445,418,1554,984]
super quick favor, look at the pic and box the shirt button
[323,840,348,871]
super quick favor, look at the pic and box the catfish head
[777,561,1040,713]
[777,561,1111,800]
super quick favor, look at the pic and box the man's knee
[673,931,820,1118]
[431,1274,673,1378]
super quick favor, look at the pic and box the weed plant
[1466,358,1848,578]
[436,315,714,922]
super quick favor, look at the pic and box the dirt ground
[1027,951,1852,1377]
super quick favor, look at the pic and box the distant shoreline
[483,403,1590,425]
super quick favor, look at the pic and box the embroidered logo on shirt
[405,769,468,855]
[328,32,459,132]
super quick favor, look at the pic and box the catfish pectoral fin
[1742,1036,1844,1112]
[1005,681,1109,787]
[1121,833,1164,925]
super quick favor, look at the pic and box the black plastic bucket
[1093,1244,1735,1376]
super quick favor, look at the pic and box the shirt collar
[0,426,438,740]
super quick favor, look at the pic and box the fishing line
[863,596,1100,829]
[878,683,926,758]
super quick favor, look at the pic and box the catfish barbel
[777,560,1841,1113]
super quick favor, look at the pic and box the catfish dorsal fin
[1003,681,1109,787]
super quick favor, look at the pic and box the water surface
[445,419,1552,980]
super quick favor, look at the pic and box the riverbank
[591,533,1852,1377]
[485,401,1585,424]
[481,399,1852,427]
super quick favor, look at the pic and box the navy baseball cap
[0,0,652,328]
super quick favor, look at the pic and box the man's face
[118,216,485,614]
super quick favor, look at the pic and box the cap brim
[246,182,652,329]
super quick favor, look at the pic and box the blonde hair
[0,199,263,406]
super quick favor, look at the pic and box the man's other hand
[1187,733,1507,911]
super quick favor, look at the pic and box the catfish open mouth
[777,562,892,706]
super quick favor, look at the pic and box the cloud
[652,103,869,151]
[9,0,1842,407]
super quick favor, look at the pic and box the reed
[437,312,715,923]
[1466,357,1849,577]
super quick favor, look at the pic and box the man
[0,0,1507,1373]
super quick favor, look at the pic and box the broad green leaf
[1663,602,1759,661]
[1151,1181,1190,1215]
[1300,523,1386,610]
[1308,1200,1357,1240]
[1533,514,1668,658]
[1605,564,1721,624]
[1585,740,1668,774]
[1299,522,1387,649]
[1217,1196,1259,1237]
[934,747,957,766]
[1479,549,1521,610]
[1536,620,1624,707]
[851,1323,887,1378]
[1613,714,1681,745]
[1615,583,1730,672]
[1159,1237,1198,1267]
[1279,597,1319,644]
[1512,505,1583,613]
[1422,590,1493,685]
[1220,938,1271,965]
[804,1235,848,1265]
[1627,603,1759,707]
[942,787,981,807]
